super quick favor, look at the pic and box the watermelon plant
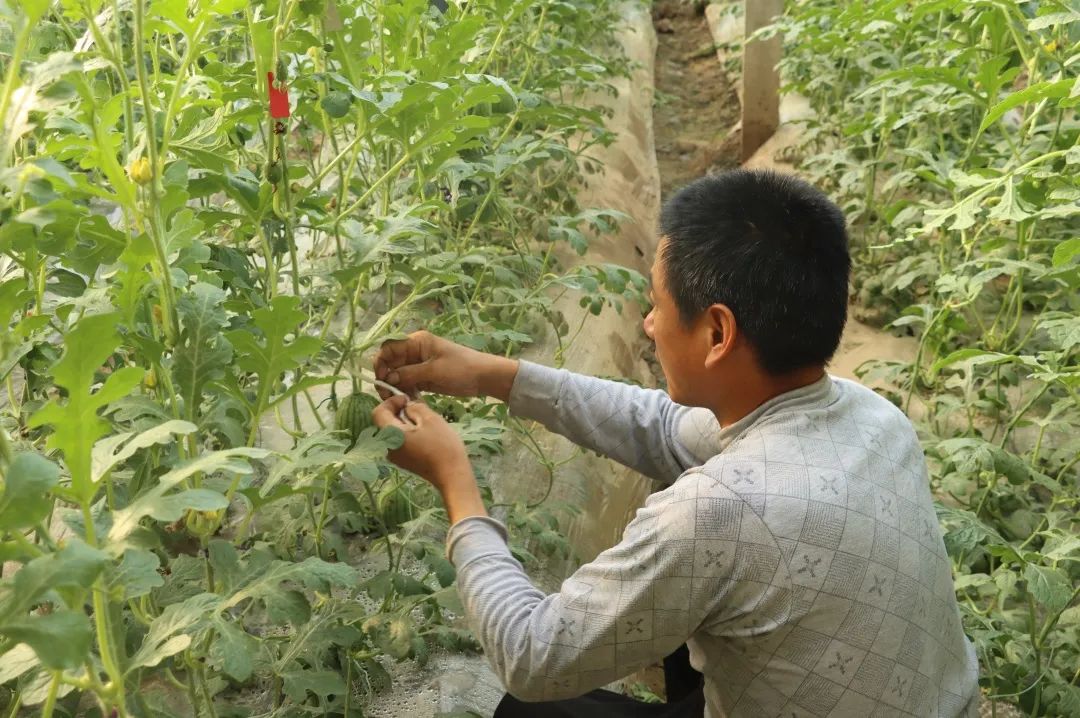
[775,1,1080,715]
[334,391,380,450]
[0,0,648,715]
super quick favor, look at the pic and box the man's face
[643,237,702,405]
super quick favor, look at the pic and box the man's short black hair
[659,169,850,376]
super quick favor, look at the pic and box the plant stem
[336,151,412,220]
[362,481,394,571]
[40,673,60,718]
[132,0,179,347]
[3,688,20,718]
[0,19,31,168]
[82,505,129,716]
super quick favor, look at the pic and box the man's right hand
[373,330,519,403]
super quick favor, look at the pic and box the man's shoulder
[735,377,920,457]
[828,375,913,427]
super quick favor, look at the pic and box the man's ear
[703,304,737,368]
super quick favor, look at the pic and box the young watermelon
[334,391,380,448]
[377,479,414,531]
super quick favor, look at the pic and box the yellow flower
[128,156,152,186]
[18,163,45,184]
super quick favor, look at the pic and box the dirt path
[651,1,741,202]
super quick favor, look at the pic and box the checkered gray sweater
[446,360,980,717]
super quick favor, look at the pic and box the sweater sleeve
[506,360,723,484]
[446,473,793,702]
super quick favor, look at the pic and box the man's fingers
[376,332,434,382]
[372,394,410,428]
[375,338,409,380]
[387,362,430,392]
[401,399,440,424]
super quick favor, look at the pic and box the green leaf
[108,548,164,600]
[1028,11,1080,30]
[425,552,456,588]
[1024,564,1072,613]
[68,215,127,276]
[0,452,59,531]
[260,430,349,496]
[921,188,990,233]
[112,235,156,326]
[27,313,143,502]
[362,570,432,600]
[355,655,392,693]
[208,617,258,682]
[987,180,1032,223]
[1,52,81,164]
[280,668,346,703]
[226,295,321,422]
[990,445,1053,487]
[321,90,352,118]
[1042,534,1080,563]
[175,283,233,420]
[929,348,1039,377]
[979,80,1074,132]
[935,505,1006,557]
[0,279,30,325]
[1060,604,1080,627]
[92,419,197,485]
[974,55,1011,99]
[222,169,262,216]
[163,208,204,256]
[0,643,39,684]
[953,573,993,591]
[1051,685,1080,718]
[148,0,194,36]
[223,556,358,610]
[1053,237,1080,268]
[20,0,50,22]
[207,539,241,592]
[264,589,310,626]
[0,611,92,670]
[431,586,464,614]
[128,593,221,674]
[0,539,108,617]
[108,447,267,541]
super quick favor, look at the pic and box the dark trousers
[493,644,705,718]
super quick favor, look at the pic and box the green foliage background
[0,0,648,715]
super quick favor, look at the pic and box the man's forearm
[477,355,520,404]
[436,460,488,525]
[495,359,708,484]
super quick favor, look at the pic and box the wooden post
[741,0,782,161]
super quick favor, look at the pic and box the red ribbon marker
[267,71,290,119]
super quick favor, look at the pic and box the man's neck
[712,366,827,428]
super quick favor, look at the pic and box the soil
[651,0,741,203]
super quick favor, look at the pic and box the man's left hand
[372,394,473,492]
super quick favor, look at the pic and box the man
[371,169,980,717]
